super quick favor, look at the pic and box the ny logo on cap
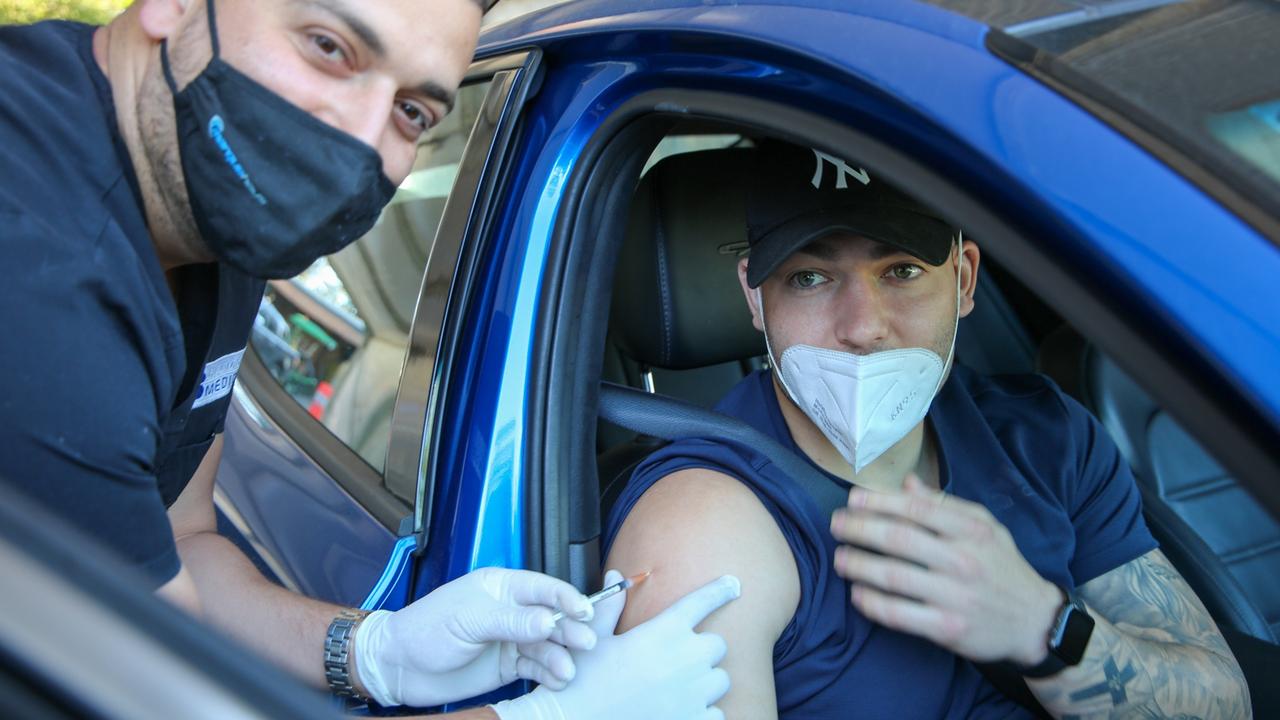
[811,149,870,190]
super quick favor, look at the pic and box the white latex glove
[353,567,597,707]
[491,570,740,720]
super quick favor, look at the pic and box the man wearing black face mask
[0,1,739,718]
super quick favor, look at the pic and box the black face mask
[161,0,397,279]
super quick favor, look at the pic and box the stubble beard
[134,21,215,269]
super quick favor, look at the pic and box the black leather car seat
[600,145,1039,511]
[1039,327,1279,642]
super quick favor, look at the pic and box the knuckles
[938,611,968,644]
[951,549,981,580]
[884,562,910,592]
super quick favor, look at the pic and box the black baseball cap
[745,140,958,288]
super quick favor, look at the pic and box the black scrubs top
[0,21,265,586]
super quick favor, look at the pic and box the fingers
[501,569,593,621]
[588,569,627,636]
[515,640,576,686]
[658,575,741,630]
[843,483,991,539]
[850,583,963,647]
[699,667,731,707]
[834,545,962,603]
[549,617,597,651]
[465,605,557,644]
[830,509,961,571]
[697,629,728,667]
[514,653,568,691]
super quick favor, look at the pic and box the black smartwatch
[1018,585,1095,678]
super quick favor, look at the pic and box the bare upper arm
[606,467,800,720]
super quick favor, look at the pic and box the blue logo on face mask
[207,115,268,206]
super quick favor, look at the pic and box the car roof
[480,0,1172,48]
[478,0,1279,241]
[475,0,1280,424]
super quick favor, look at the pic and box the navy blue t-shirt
[604,366,1157,718]
[0,21,264,586]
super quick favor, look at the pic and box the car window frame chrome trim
[385,49,543,549]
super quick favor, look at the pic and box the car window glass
[995,1,1280,231]
[642,134,746,175]
[250,79,494,474]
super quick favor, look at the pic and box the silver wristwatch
[324,608,370,700]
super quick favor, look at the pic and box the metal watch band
[324,608,371,700]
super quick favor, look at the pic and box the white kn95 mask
[775,345,945,473]
[760,234,963,474]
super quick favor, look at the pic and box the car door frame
[219,50,544,608]
[524,37,1280,596]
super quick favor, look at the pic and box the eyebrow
[298,0,457,113]
[415,80,457,115]
[303,0,386,57]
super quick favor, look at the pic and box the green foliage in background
[0,0,130,26]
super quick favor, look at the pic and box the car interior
[590,127,1280,710]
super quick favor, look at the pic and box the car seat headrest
[611,147,766,369]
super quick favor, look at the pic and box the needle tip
[623,571,652,589]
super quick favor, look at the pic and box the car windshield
[943,0,1280,238]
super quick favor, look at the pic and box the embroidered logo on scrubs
[192,349,246,410]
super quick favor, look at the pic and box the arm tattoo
[1084,551,1227,653]
[1026,550,1250,719]
[1067,657,1137,704]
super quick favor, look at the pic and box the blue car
[216,0,1280,714]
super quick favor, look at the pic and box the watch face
[1055,597,1096,665]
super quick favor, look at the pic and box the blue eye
[788,270,828,289]
[888,264,923,281]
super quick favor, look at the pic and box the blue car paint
[360,536,418,611]
[474,0,1280,420]
[216,0,1280,674]
[412,65,618,600]
[219,389,396,605]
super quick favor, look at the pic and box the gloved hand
[353,567,597,707]
[491,570,740,720]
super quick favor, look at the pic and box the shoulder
[0,22,120,219]
[951,367,1102,460]
[0,21,83,72]
[0,212,180,445]
[713,369,776,418]
[1,206,172,332]
[608,467,798,717]
[0,22,98,113]
[958,367,1076,422]
[608,467,800,636]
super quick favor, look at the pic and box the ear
[137,0,192,42]
[737,258,764,332]
[957,238,981,319]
